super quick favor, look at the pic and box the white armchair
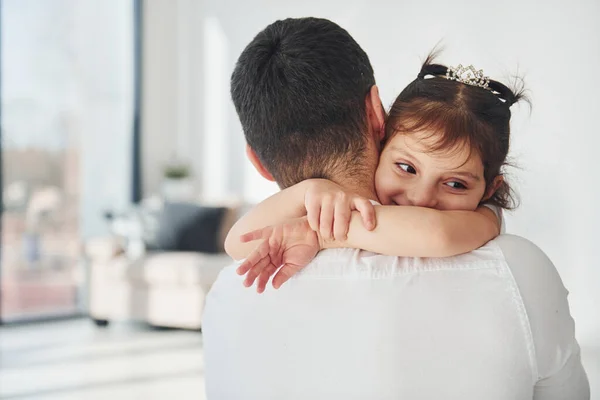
[85,203,239,329]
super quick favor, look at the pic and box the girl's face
[375,130,488,211]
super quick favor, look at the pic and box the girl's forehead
[385,131,483,170]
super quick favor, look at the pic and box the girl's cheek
[445,195,481,212]
[374,174,397,205]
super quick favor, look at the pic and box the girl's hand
[304,179,376,242]
[236,217,320,293]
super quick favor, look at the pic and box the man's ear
[365,85,386,141]
[483,175,504,202]
[246,144,275,182]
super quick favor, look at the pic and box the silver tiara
[445,64,491,91]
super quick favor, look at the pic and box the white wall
[143,0,600,347]
[141,0,178,196]
[142,0,206,197]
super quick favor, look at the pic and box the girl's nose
[405,186,438,208]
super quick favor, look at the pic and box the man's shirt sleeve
[496,235,590,400]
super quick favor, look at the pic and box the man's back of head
[230,17,377,188]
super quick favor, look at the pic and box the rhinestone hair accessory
[445,64,491,91]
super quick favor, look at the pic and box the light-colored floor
[0,319,205,400]
[585,347,600,399]
[1,319,598,399]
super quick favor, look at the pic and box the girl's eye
[397,163,416,174]
[445,181,467,190]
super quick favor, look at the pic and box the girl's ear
[483,175,504,202]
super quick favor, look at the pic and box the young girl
[226,56,526,293]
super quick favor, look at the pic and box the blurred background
[0,0,598,399]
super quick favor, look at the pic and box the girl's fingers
[319,195,335,240]
[243,256,272,288]
[236,240,270,275]
[240,226,272,243]
[272,263,299,289]
[333,198,352,241]
[256,264,278,294]
[305,196,322,233]
[353,198,376,230]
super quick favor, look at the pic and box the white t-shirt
[482,203,505,233]
[482,203,506,234]
[203,235,589,400]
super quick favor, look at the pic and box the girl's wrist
[318,233,345,250]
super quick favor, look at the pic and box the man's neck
[325,145,381,202]
[331,175,379,203]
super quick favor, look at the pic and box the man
[203,17,589,400]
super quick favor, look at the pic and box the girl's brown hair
[385,54,528,209]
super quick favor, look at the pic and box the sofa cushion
[154,203,227,253]
[105,252,232,287]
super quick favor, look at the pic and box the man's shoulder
[491,234,568,302]
[309,236,553,269]
[491,234,551,263]
[490,238,586,394]
[491,234,559,278]
[304,245,506,278]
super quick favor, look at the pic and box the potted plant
[161,161,195,201]
[164,164,190,180]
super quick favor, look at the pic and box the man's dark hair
[231,17,376,187]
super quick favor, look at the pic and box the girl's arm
[325,205,500,257]
[239,206,500,291]
[225,180,310,260]
[226,179,375,260]
[228,178,500,261]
